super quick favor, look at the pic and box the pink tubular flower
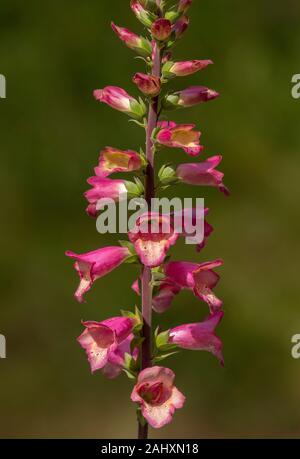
[156,121,203,156]
[169,311,224,365]
[151,18,172,41]
[77,317,135,375]
[94,86,146,119]
[164,260,223,311]
[65,246,131,303]
[164,86,219,110]
[152,281,182,313]
[94,147,142,178]
[131,366,185,428]
[132,73,161,97]
[84,177,128,217]
[163,59,213,78]
[111,22,152,56]
[128,213,179,268]
[176,156,230,195]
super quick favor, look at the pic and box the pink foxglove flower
[156,121,203,156]
[151,18,172,41]
[133,73,161,97]
[111,23,152,57]
[169,311,224,365]
[94,147,142,178]
[77,317,135,374]
[131,366,185,428]
[162,59,213,78]
[176,155,230,195]
[128,213,179,268]
[66,246,131,303]
[164,86,219,109]
[152,281,182,313]
[94,86,146,120]
[164,260,223,311]
[84,177,128,217]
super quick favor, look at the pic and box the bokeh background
[1,0,300,438]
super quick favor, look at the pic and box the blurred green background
[1,0,300,438]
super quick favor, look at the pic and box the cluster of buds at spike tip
[151,18,172,41]
[66,0,228,436]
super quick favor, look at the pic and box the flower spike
[66,0,226,438]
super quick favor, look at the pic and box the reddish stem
[138,44,161,440]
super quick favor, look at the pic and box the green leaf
[158,343,178,352]
[121,310,137,319]
[119,240,135,253]
[123,255,140,265]
[153,351,180,363]
[123,369,137,381]
[124,353,138,373]
[133,322,143,334]
[128,119,147,128]
[156,329,170,348]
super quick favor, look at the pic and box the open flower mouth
[172,130,199,146]
[103,151,131,170]
[138,382,165,405]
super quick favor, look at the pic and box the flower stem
[138,44,161,440]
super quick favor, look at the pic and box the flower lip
[128,213,179,268]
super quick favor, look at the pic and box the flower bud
[173,15,189,39]
[162,59,213,78]
[151,18,172,41]
[130,0,157,28]
[94,86,146,120]
[111,22,152,57]
[132,73,161,96]
[163,86,219,109]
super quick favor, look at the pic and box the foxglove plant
[66,0,228,439]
